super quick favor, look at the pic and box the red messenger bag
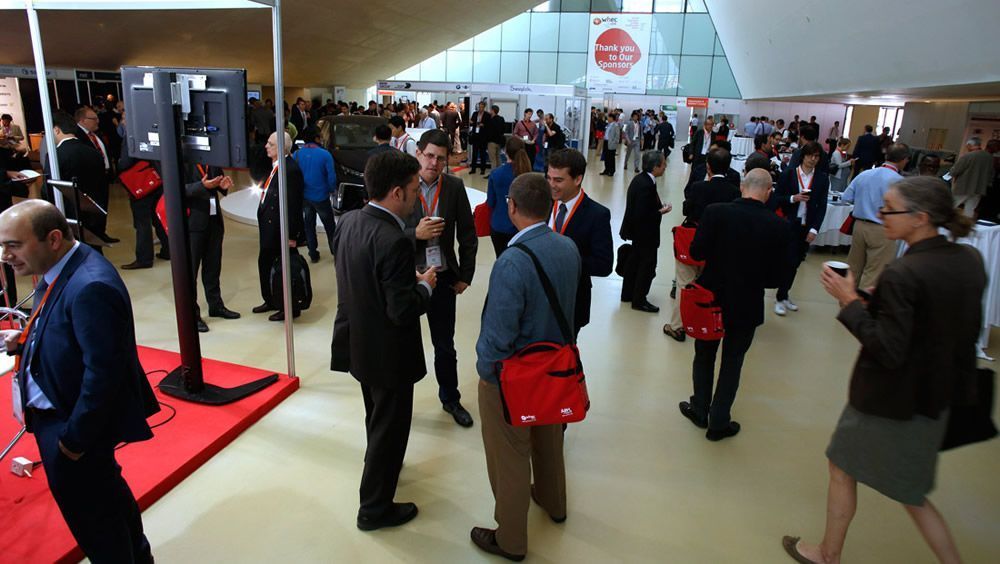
[680,283,725,341]
[671,224,704,267]
[497,243,590,427]
[118,160,162,200]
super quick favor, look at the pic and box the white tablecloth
[813,202,853,247]
[729,137,753,158]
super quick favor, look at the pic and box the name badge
[544,142,549,149]
[12,374,23,425]
[425,245,443,269]
[523,135,530,142]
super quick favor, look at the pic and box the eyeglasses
[877,207,912,216]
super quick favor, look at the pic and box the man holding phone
[404,129,478,427]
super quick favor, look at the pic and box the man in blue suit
[0,200,159,563]
[473,172,581,562]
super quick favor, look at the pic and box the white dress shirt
[549,190,583,231]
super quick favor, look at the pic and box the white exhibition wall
[897,101,1000,153]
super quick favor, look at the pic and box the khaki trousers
[846,219,897,289]
[669,259,703,331]
[487,142,501,171]
[479,380,566,556]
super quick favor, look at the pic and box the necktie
[88,132,108,167]
[555,203,568,232]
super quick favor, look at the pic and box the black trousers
[32,411,152,564]
[129,189,168,264]
[691,326,757,430]
[659,143,672,158]
[258,246,280,309]
[470,141,489,172]
[777,223,810,302]
[427,270,460,404]
[524,143,537,167]
[602,146,617,175]
[190,217,226,313]
[490,230,515,258]
[359,383,413,518]
[643,132,655,150]
[620,242,658,304]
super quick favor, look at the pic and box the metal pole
[152,71,204,392]
[272,0,295,378]
[25,0,64,211]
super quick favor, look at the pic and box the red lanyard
[551,192,585,234]
[14,276,58,373]
[394,134,409,150]
[196,164,208,177]
[261,165,278,203]
[796,167,814,193]
[882,163,899,172]
[419,176,442,217]
[839,150,847,160]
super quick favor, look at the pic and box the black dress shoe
[662,325,687,342]
[530,485,566,523]
[309,252,320,264]
[252,302,275,314]
[268,310,301,322]
[706,421,741,441]
[679,401,708,429]
[208,307,241,320]
[357,502,418,531]
[156,251,171,261]
[196,318,209,333]
[442,401,474,427]
[470,527,525,562]
[106,236,121,244]
[631,301,659,313]
[121,261,153,270]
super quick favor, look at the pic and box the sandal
[782,536,820,564]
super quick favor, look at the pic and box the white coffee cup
[824,260,849,277]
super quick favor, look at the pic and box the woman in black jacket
[784,176,984,564]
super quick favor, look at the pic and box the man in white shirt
[388,116,417,156]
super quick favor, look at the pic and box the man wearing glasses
[404,129,478,428]
[842,143,910,288]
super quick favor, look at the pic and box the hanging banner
[586,13,652,95]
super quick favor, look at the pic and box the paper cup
[824,260,849,277]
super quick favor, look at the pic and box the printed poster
[587,13,652,95]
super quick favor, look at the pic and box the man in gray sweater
[950,136,994,217]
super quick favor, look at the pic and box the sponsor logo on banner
[587,13,652,95]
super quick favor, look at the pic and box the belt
[28,407,58,418]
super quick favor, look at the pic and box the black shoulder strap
[512,243,574,344]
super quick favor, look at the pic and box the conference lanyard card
[425,245,444,269]
[12,374,23,425]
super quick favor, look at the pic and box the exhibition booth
[0,2,300,562]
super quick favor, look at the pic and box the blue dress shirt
[842,166,902,223]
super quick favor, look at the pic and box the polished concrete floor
[66,148,999,562]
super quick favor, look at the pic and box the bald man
[252,132,306,321]
[679,169,789,441]
[0,200,158,563]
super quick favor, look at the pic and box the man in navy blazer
[545,149,613,335]
[0,200,159,563]
[769,141,830,316]
[852,124,880,176]
[473,172,581,561]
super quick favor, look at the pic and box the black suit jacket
[560,194,614,329]
[852,133,880,167]
[487,115,506,145]
[331,205,431,388]
[769,166,830,234]
[23,244,159,451]
[44,138,109,206]
[682,176,741,224]
[655,122,675,149]
[184,163,228,233]
[687,163,741,190]
[620,173,663,247]
[689,128,710,163]
[404,174,478,284]
[257,157,305,249]
[290,107,309,133]
[691,198,790,330]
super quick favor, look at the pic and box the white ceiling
[707,0,1000,103]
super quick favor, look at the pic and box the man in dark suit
[679,169,789,441]
[687,139,741,188]
[620,151,672,312]
[404,129,478,427]
[367,124,394,157]
[852,124,880,177]
[655,116,675,158]
[468,102,490,174]
[331,150,438,531]
[46,111,111,250]
[689,116,715,167]
[0,200,159,562]
[769,141,829,316]
[252,132,305,322]
[290,97,310,136]
[185,161,241,332]
[546,148,614,335]
[486,105,506,177]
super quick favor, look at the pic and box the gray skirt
[826,404,948,506]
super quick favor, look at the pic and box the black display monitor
[121,66,248,168]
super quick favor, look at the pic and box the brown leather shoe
[662,325,687,342]
[470,527,524,562]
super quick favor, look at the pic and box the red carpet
[0,346,298,563]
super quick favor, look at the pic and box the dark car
[317,115,387,215]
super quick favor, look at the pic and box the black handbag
[940,368,998,451]
[681,143,693,164]
[269,248,313,311]
[615,243,632,277]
